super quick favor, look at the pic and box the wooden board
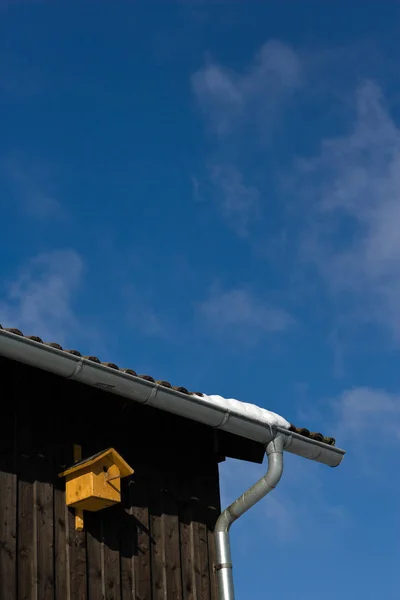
[161,471,182,599]
[17,407,36,600]
[103,506,122,600]
[0,403,17,599]
[131,467,152,600]
[54,441,69,600]
[86,510,104,600]
[119,476,135,600]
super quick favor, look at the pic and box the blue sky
[1,1,400,598]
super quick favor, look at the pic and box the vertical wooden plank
[179,475,197,600]
[149,469,165,600]
[54,486,68,599]
[86,511,104,600]
[64,440,88,600]
[35,424,55,600]
[191,471,211,600]
[180,460,221,600]
[17,409,36,600]
[180,466,216,600]
[204,465,221,600]
[0,469,18,598]
[120,477,135,600]
[103,506,121,600]
[54,441,69,600]
[162,471,182,600]
[131,467,152,600]
[18,468,35,600]
[60,418,90,600]
[0,400,17,600]
[68,506,88,600]
[72,419,104,600]
[36,467,54,599]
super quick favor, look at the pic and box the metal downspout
[214,434,284,600]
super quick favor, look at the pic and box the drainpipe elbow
[214,434,285,599]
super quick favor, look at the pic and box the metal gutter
[0,329,345,467]
[215,435,284,600]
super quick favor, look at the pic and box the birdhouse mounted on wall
[59,447,134,517]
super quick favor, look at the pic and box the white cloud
[192,40,302,137]
[336,386,400,440]
[192,62,244,136]
[192,40,302,236]
[0,250,83,343]
[194,40,400,342]
[297,80,400,339]
[199,285,293,341]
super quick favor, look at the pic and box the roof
[59,448,134,478]
[0,324,337,448]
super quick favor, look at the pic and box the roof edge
[0,329,345,467]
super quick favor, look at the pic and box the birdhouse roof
[58,448,134,478]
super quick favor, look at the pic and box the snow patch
[195,394,291,429]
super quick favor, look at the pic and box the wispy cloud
[192,40,302,137]
[192,40,302,236]
[209,165,260,236]
[193,39,400,346]
[336,387,400,440]
[199,285,294,342]
[192,61,244,137]
[0,249,83,343]
[296,80,400,339]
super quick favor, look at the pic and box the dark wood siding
[0,358,222,600]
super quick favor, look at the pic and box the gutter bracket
[67,357,84,380]
[215,410,231,428]
[142,384,159,405]
[214,562,233,572]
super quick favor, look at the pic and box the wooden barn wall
[0,358,222,600]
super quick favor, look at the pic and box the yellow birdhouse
[59,447,134,513]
